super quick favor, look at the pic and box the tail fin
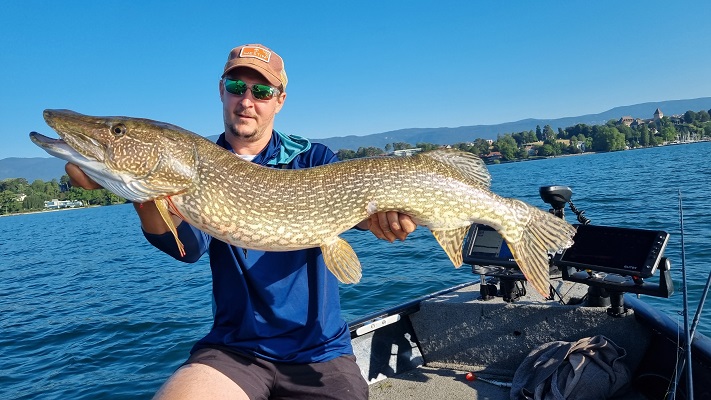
[500,201,577,297]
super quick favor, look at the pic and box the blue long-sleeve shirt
[144,130,353,363]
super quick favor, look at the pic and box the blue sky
[2,0,711,159]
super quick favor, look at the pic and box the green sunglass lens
[251,84,275,100]
[225,79,247,95]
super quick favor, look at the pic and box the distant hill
[0,157,67,182]
[308,97,711,151]
[5,97,711,182]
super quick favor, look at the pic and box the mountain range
[305,97,711,151]
[4,97,711,182]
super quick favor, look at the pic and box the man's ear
[275,92,287,114]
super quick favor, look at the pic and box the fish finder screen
[462,223,669,278]
[552,224,669,278]
[462,224,519,268]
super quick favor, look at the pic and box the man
[67,44,416,399]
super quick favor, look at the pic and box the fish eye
[111,124,127,136]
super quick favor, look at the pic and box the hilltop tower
[654,108,663,122]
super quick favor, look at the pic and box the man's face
[220,68,286,145]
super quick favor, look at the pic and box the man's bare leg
[153,363,249,400]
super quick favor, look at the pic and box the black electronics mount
[463,185,674,316]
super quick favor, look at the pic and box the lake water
[2,141,710,399]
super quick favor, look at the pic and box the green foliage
[390,142,412,151]
[415,142,441,152]
[660,126,677,142]
[517,147,530,159]
[337,149,357,160]
[355,147,385,158]
[0,190,22,214]
[542,125,556,142]
[450,139,490,157]
[471,139,492,156]
[22,194,46,210]
[592,126,626,151]
[493,135,518,161]
[684,111,697,124]
[0,178,29,193]
[538,144,556,157]
[0,175,126,215]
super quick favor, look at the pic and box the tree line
[0,175,125,215]
[337,109,711,161]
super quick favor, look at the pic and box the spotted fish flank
[30,110,577,296]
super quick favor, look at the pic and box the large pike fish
[30,110,576,296]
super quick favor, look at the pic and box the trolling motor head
[540,185,591,225]
[540,185,573,219]
[540,185,572,210]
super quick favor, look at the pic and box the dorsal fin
[419,149,491,187]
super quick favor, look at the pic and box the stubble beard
[223,107,275,144]
[226,124,260,142]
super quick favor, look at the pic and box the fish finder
[552,224,669,278]
[462,224,517,269]
[464,185,674,310]
[463,224,530,302]
[463,223,670,278]
[464,204,674,314]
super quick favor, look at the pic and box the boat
[349,186,711,400]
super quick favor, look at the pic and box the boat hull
[350,280,711,399]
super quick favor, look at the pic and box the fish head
[30,109,197,202]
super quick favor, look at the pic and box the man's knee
[153,363,250,400]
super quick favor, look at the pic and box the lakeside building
[390,148,422,157]
[618,107,684,130]
[44,199,84,209]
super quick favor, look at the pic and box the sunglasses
[223,78,280,100]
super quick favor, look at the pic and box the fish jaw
[30,109,197,202]
[30,131,157,203]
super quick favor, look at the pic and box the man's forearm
[133,201,182,235]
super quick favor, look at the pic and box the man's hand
[65,162,177,234]
[65,163,102,190]
[360,211,417,242]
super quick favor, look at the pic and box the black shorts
[183,347,368,400]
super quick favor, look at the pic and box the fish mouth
[30,110,119,195]
[29,130,111,190]
[29,131,88,162]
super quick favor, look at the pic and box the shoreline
[488,138,710,165]
[0,204,105,218]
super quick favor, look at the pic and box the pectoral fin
[431,226,470,268]
[154,198,186,257]
[321,237,362,283]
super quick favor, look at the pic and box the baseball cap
[222,44,288,89]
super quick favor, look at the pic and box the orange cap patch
[239,46,272,63]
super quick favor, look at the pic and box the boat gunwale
[348,280,478,338]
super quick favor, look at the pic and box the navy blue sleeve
[143,221,210,263]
